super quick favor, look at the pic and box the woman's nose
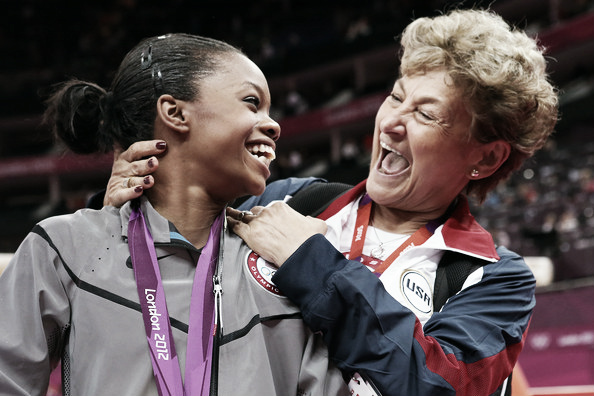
[379,109,407,136]
[261,116,281,141]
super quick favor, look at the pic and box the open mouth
[247,143,276,167]
[378,140,410,175]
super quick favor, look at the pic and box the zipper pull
[213,274,223,336]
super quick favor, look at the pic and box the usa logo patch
[400,270,433,314]
[246,251,284,296]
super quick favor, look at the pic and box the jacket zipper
[209,217,226,396]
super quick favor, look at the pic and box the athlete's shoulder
[37,206,121,239]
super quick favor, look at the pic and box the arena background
[0,0,593,395]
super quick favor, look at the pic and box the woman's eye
[418,110,433,121]
[245,96,261,107]
[390,93,402,103]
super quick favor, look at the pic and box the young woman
[0,34,347,396]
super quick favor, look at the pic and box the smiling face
[180,53,280,202]
[367,69,483,221]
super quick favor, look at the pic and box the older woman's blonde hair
[399,9,559,202]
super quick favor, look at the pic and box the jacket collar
[119,197,172,244]
[439,195,499,260]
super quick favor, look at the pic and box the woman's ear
[469,140,511,179]
[156,95,190,134]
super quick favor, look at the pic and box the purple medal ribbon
[129,206,224,396]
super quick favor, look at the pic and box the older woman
[0,34,348,396]
[100,8,557,396]
[228,8,558,396]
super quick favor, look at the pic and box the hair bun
[44,80,113,154]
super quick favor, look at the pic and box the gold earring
[470,168,479,178]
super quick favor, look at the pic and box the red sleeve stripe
[414,319,525,396]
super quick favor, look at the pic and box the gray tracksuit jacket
[0,197,348,396]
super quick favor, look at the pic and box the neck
[146,184,226,248]
[370,203,449,235]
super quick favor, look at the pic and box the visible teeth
[247,144,276,163]
[380,141,402,156]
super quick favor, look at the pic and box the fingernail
[156,141,166,150]
[143,176,151,185]
[148,158,154,168]
[134,186,143,193]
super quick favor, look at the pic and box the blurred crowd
[3,0,592,117]
[0,0,435,117]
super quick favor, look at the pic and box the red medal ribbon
[348,194,433,276]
